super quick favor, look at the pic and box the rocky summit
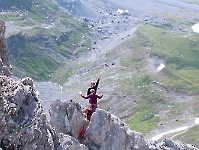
[0,19,199,150]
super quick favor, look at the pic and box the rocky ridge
[0,20,12,77]
[0,19,198,150]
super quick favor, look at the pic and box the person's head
[90,89,95,94]
[90,81,95,87]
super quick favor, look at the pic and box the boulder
[59,133,89,150]
[0,76,53,149]
[85,109,150,150]
[49,99,85,139]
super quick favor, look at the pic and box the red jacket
[82,93,103,105]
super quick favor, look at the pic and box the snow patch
[195,117,199,124]
[116,9,129,15]
[157,63,165,71]
[191,23,199,33]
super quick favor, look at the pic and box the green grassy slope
[59,22,199,137]
[123,25,199,132]
[136,25,199,94]
[1,0,91,81]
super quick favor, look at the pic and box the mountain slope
[1,0,91,81]
[1,0,199,147]
[53,3,199,145]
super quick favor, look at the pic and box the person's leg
[92,104,97,112]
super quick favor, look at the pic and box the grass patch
[126,111,160,135]
[52,63,74,84]
[133,25,199,94]
[156,9,197,29]
[191,95,199,116]
[111,24,199,135]
[173,125,199,148]
[30,0,59,23]
[117,73,165,135]
[0,12,32,26]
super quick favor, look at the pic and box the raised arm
[79,91,90,99]
[87,88,91,96]
[82,95,90,99]
[94,75,101,91]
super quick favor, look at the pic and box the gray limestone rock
[59,133,89,150]
[0,19,12,77]
[85,109,150,150]
[0,76,53,149]
[148,139,199,150]
[0,76,87,150]
[49,99,85,139]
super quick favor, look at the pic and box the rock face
[49,99,85,139]
[58,134,88,150]
[0,76,54,149]
[86,109,150,150]
[50,100,199,150]
[0,20,12,77]
[50,100,151,150]
[149,138,199,150]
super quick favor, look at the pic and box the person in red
[80,89,103,112]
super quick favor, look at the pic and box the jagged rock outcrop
[0,20,12,77]
[58,134,88,150]
[49,99,85,139]
[0,71,89,150]
[50,100,151,150]
[86,109,150,150]
[0,76,54,149]
[50,99,199,150]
